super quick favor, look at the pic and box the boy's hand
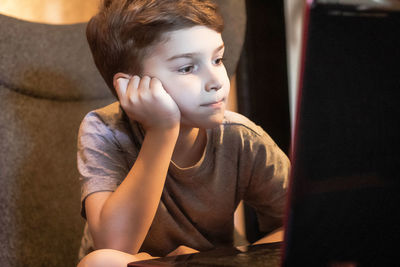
[115,75,181,130]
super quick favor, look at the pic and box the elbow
[91,230,141,255]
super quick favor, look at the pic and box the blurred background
[0,0,99,24]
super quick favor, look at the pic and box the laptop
[282,0,400,266]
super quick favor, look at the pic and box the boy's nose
[204,68,223,92]
[205,82,222,92]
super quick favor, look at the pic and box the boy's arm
[85,75,181,254]
[243,131,290,247]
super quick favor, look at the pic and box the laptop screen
[283,0,400,266]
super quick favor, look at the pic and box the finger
[115,77,130,102]
[126,75,140,102]
[149,77,163,95]
[137,75,151,101]
[138,76,151,91]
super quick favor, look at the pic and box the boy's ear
[113,72,131,89]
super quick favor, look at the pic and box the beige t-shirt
[77,101,290,258]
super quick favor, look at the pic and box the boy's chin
[181,116,224,129]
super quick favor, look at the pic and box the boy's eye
[213,57,224,65]
[178,65,196,74]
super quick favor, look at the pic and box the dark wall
[236,0,290,243]
[237,0,290,155]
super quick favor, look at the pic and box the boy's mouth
[200,98,225,108]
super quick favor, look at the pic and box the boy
[77,0,290,266]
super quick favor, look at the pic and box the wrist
[145,124,180,140]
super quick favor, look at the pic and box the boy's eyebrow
[166,44,225,61]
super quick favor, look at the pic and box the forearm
[252,227,284,245]
[93,126,179,253]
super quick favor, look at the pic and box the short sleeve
[77,112,130,218]
[243,131,290,233]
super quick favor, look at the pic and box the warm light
[0,0,100,24]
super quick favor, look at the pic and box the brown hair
[86,0,224,97]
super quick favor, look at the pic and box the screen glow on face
[142,26,230,128]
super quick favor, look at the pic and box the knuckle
[128,93,136,104]
[151,88,163,98]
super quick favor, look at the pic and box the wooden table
[128,242,282,267]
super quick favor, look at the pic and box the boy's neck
[172,125,207,168]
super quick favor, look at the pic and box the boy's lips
[200,98,225,107]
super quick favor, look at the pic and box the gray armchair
[0,1,245,266]
[0,13,115,266]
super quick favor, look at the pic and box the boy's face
[142,26,230,129]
